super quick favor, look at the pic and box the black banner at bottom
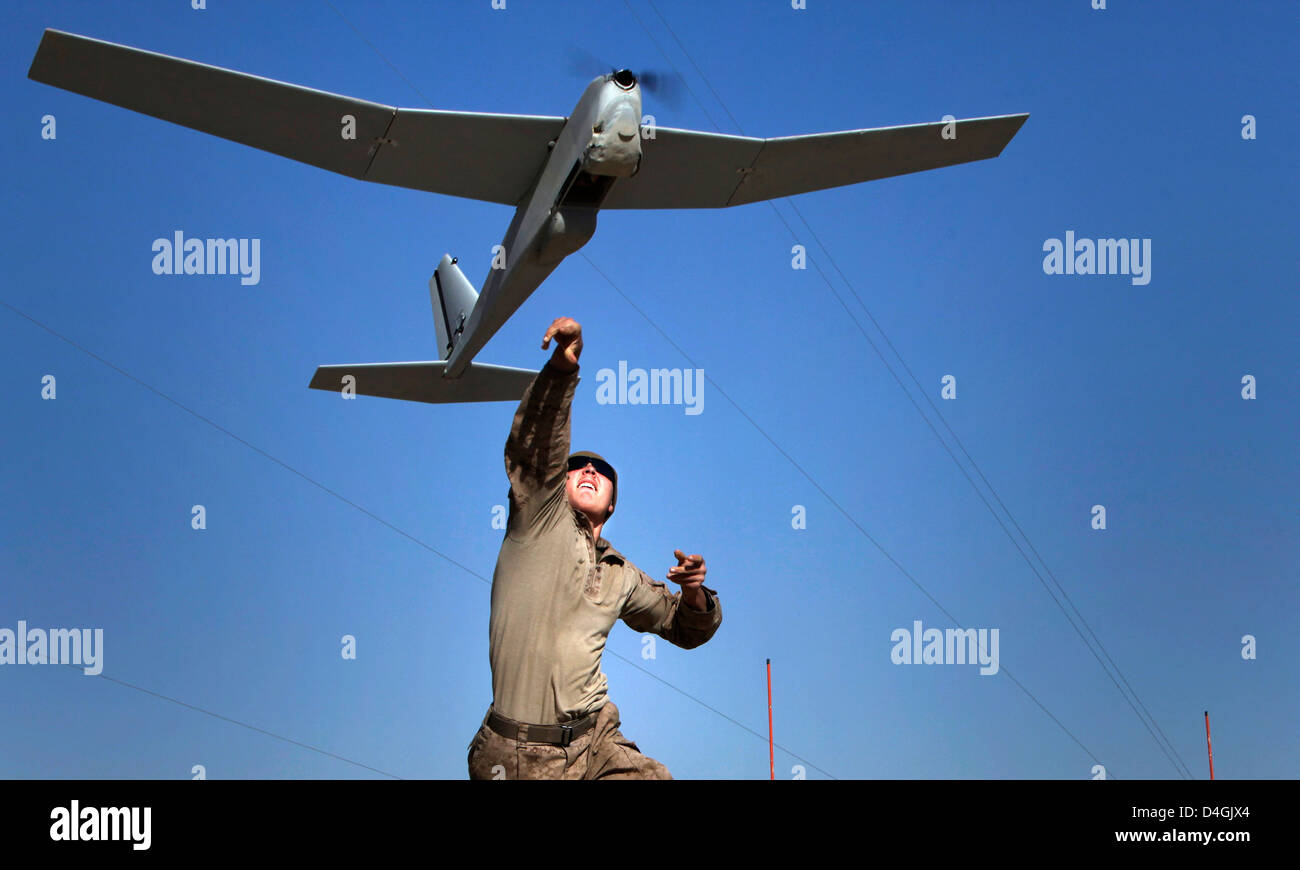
[0,779,1280,856]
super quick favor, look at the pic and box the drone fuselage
[444,73,642,377]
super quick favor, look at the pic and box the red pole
[1204,711,1214,780]
[766,659,775,780]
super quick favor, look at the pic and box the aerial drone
[29,29,1028,404]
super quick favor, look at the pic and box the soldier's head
[565,451,617,524]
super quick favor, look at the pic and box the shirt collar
[574,508,625,564]
[594,535,626,564]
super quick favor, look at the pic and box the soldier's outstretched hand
[542,316,583,371]
[667,549,706,591]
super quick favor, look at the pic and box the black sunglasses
[567,456,615,481]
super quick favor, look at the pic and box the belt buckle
[558,724,573,747]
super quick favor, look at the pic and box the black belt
[487,708,596,747]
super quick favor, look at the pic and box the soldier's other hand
[542,316,583,371]
[667,548,705,590]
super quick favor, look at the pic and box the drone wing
[27,29,564,206]
[600,113,1029,209]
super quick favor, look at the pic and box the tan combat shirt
[488,362,722,725]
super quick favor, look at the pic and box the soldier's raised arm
[503,317,583,527]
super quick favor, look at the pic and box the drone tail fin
[430,254,479,361]
[309,254,539,405]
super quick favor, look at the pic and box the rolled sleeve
[504,362,579,529]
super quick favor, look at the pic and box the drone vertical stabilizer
[430,254,478,360]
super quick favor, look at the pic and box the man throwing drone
[467,316,722,780]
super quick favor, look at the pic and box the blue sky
[2,0,1296,780]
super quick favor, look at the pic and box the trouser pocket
[515,742,568,779]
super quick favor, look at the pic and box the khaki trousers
[467,700,672,780]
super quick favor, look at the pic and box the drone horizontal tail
[309,361,537,404]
